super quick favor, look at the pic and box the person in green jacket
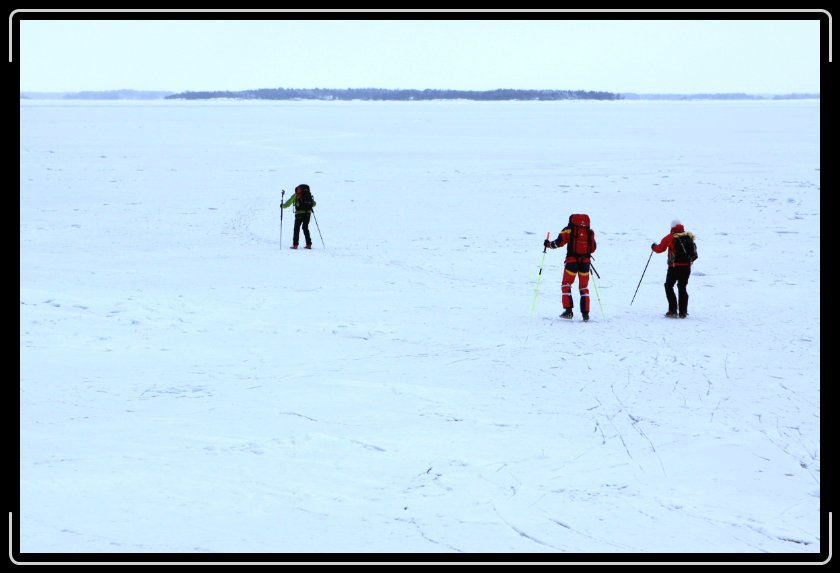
[281,184,317,249]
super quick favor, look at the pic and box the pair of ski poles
[530,231,605,320]
[280,189,326,249]
[531,237,655,317]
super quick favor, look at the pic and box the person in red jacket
[651,219,697,318]
[544,214,597,321]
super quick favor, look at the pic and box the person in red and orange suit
[544,214,597,321]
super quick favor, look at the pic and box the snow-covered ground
[19,98,822,561]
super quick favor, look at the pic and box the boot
[582,312,590,322]
[305,243,313,249]
[665,311,678,318]
[290,244,298,249]
[560,308,574,319]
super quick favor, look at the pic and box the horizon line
[19,88,821,96]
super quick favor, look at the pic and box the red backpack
[568,214,594,256]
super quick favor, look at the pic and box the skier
[281,184,317,249]
[651,219,697,318]
[544,214,597,321]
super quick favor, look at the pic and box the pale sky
[15,11,824,94]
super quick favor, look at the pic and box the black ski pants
[665,266,691,316]
[293,213,312,246]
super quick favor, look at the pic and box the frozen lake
[19,98,822,561]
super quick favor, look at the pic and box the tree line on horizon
[164,87,622,101]
[20,89,818,101]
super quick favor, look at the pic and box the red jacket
[652,223,693,267]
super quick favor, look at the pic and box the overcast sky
[15,12,823,94]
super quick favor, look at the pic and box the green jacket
[281,193,316,214]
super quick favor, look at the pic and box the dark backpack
[672,233,698,264]
[567,214,594,257]
[296,184,314,211]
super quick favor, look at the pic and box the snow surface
[19,99,821,561]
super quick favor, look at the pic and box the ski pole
[630,250,654,305]
[590,267,606,320]
[312,209,325,249]
[529,232,551,320]
[280,190,285,249]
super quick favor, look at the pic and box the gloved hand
[651,242,657,250]
[544,239,552,249]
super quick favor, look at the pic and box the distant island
[20,88,819,101]
[165,88,621,101]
